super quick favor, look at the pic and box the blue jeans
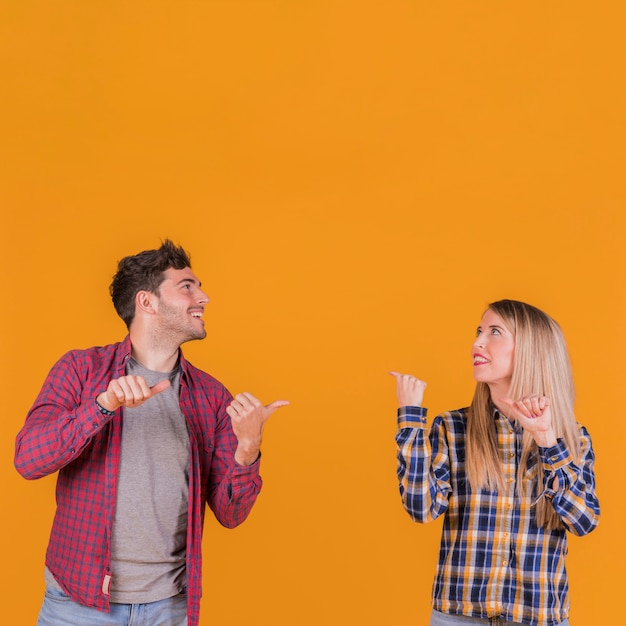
[430,609,570,626]
[37,584,188,626]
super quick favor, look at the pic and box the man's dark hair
[110,239,192,329]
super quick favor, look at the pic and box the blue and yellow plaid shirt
[396,406,599,626]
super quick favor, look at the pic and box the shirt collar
[118,334,190,382]
[492,404,524,433]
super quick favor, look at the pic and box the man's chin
[181,330,207,344]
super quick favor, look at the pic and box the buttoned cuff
[538,439,572,471]
[397,405,428,429]
[232,452,262,475]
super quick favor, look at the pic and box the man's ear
[135,290,157,316]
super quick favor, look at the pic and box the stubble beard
[157,301,207,346]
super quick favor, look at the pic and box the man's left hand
[226,392,289,466]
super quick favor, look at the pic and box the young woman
[392,299,599,626]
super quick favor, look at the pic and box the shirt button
[507,504,513,510]
[503,560,508,566]
[509,452,515,458]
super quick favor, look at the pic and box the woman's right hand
[389,371,427,408]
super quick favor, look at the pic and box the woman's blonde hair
[466,299,580,529]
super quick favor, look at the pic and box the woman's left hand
[500,395,558,447]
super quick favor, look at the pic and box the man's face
[152,267,210,344]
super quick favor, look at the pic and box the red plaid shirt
[15,336,262,626]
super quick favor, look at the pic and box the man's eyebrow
[177,278,202,287]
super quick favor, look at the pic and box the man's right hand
[96,375,170,412]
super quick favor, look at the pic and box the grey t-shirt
[108,358,190,603]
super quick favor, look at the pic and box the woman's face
[472,308,516,391]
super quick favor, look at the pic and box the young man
[15,240,288,626]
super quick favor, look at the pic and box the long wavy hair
[466,299,580,529]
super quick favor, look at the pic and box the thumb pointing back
[150,379,171,397]
[265,399,290,414]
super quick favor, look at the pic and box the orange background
[1,2,623,624]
